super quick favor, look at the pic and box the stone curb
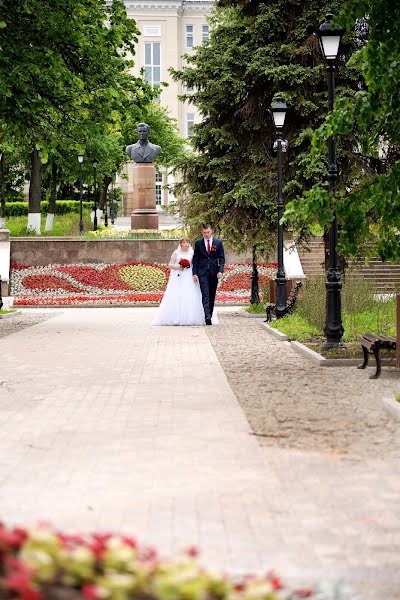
[261,322,289,341]
[290,340,361,367]
[0,310,20,320]
[382,395,400,421]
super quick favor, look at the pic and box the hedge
[4,201,93,217]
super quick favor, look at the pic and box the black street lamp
[104,183,108,227]
[316,11,345,349]
[110,173,115,225]
[92,159,98,231]
[77,153,84,234]
[270,98,288,318]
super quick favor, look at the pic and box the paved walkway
[0,308,399,598]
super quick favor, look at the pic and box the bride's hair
[179,236,191,246]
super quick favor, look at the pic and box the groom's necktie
[207,239,210,254]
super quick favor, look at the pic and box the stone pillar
[0,229,10,296]
[122,162,135,217]
[131,163,159,230]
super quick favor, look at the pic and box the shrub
[341,273,376,338]
[296,276,326,332]
[5,201,93,217]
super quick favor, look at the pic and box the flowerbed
[10,263,276,306]
[0,522,316,600]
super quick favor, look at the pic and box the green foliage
[285,1,400,261]
[171,0,362,257]
[270,312,320,341]
[84,228,183,240]
[5,201,93,217]
[0,0,184,222]
[296,276,326,331]
[272,299,396,342]
[275,273,395,341]
[244,303,265,314]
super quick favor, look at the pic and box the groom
[192,223,225,325]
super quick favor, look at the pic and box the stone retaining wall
[10,237,252,266]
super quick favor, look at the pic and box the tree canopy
[171,0,362,256]
[0,0,185,230]
[284,0,400,261]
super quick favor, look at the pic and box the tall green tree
[0,0,152,232]
[284,0,400,262]
[171,0,362,260]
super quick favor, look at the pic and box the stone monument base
[131,209,159,230]
[131,163,159,230]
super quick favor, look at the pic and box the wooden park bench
[358,294,400,379]
[265,280,303,322]
[357,333,396,379]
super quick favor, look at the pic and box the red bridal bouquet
[179,259,190,269]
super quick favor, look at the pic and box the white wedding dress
[152,247,218,326]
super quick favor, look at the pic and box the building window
[186,25,193,48]
[144,42,161,88]
[186,85,194,94]
[186,113,195,137]
[143,25,161,36]
[202,25,209,43]
[155,172,163,206]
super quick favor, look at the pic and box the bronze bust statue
[126,123,161,164]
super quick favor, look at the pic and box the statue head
[137,123,150,142]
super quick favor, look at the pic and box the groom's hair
[201,223,212,230]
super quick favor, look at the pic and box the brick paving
[0,308,399,599]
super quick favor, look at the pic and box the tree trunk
[0,153,5,228]
[99,175,112,210]
[28,148,42,234]
[323,229,329,272]
[45,161,58,232]
[250,245,260,304]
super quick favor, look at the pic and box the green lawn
[270,299,396,342]
[244,302,266,314]
[5,214,92,236]
[269,298,396,358]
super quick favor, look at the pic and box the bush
[341,273,376,338]
[5,201,93,217]
[296,276,326,332]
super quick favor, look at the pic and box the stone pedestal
[122,162,135,216]
[0,229,10,296]
[131,163,159,230]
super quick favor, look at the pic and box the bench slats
[359,332,396,379]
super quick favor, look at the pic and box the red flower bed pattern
[10,262,277,306]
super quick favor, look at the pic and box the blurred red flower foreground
[0,522,314,600]
[10,262,277,307]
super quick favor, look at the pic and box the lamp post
[104,183,108,227]
[92,160,98,231]
[270,98,288,318]
[110,173,115,225]
[77,153,84,234]
[317,11,345,349]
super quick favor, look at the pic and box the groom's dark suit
[192,237,225,322]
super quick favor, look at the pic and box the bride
[152,237,218,326]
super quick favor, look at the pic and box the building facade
[113,0,214,213]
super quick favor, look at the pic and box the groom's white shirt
[203,236,213,251]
